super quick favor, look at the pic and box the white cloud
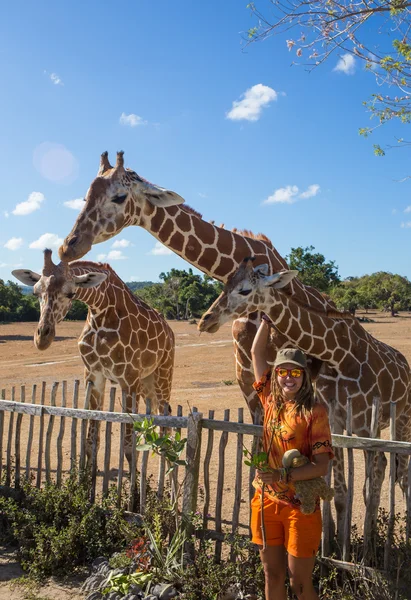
[119,113,148,127]
[392,208,398,215]
[97,250,127,261]
[334,53,356,75]
[64,198,84,211]
[29,233,63,250]
[112,239,131,249]
[299,184,320,199]
[198,192,207,198]
[149,242,173,256]
[50,73,63,85]
[263,185,299,205]
[404,206,411,213]
[4,211,9,218]
[263,184,320,205]
[4,237,24,251]
[13,192,45,216]
[226,84,278,122]
[401,222,411,228]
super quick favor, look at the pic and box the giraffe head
[12,249,107,350]
[198,257,298,333]
[58,151,185,262]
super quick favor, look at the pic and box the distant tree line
[2,248,411,322]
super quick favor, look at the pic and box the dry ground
[0,311,410,599]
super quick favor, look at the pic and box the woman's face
[275,362,304,400]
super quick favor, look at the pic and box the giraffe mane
[278,288,355,322]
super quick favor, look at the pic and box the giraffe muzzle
[35,324,56,350]
[198,312,220,334]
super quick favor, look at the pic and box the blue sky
[1,0,410,284]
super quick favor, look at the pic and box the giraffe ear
[73,273,108,289]
[263,269,298,289]
[143,184,185,208]
[254,263,270,276]
[12,269,41,286]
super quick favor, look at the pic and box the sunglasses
[275,367,303,379]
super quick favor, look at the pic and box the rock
[91,557,109,572]
[151,583,179,599]
[86,593,104,600]
[82,573,106,592]
[106,592,122,600]
[128,583,143,594]
[142,596,157,600]
[123,595,142,600]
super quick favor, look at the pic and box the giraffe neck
[257,290,352,365]
[136,202,331,311]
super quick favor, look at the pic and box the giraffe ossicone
[13,249,175,466]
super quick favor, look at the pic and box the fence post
[343,397,354,562]
[363,396,380,565]
[384,401,397,571]
[182,411,203,525]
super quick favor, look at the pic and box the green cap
[274,348,307,369]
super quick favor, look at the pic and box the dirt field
[0,312,410,599]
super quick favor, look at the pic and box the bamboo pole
[342,397,354,562]
[70,380,80,471]
[79,382,92,472]
[215,409,229,562]
[45,382,59,483]
[203,409,215,531]
[117,390,126,506]
[128,392,138,512]
[14,385,25,488]
[0,389,5,482]
[384,401,397,571]
[6,387,15,486]
[56,381,67,487]
[139,398,151,513]
[26,384,37,480]
[102,388,116,497]
[36,382,46,488]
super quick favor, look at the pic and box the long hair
[270,367,316,419]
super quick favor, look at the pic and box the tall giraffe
[58,151,336,420]
[12,250,175,464]
[198,258,411,535]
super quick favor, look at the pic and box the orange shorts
[250,494,322,558]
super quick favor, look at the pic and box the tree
[246,0,411,152]
[286,246,340,292]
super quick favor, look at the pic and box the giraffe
[58,151,337,423]
[12,249,175,465]
[198,258,411,539]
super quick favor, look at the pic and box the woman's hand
[256,468,280,486]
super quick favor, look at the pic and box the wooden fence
[1,380,411,571]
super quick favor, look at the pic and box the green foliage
[137,268,223,319]
[65,299,88,320]
[126,280,155,293]
[287,246,340,292]
[0,280,39,322]
[134,417,187,475]
[0,474,140,579]
[330,272,411,316]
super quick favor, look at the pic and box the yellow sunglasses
[275,367,303,379]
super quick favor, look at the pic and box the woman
[251,317,333,600]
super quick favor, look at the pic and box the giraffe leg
[119,388,137,469]
[332,446,347,549]
[362,449,387,562]
[394,405,411,494]
[85,369,106,465]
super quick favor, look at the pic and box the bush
[0,473,141,579]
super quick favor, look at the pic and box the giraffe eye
[238,289,252,297]
[66,293,75,299]
[112,194,127,204]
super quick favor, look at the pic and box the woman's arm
[251,320,271,381]
[256,454,330,486]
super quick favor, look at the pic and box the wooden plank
[79,382,92,472]
[171,405,183,508]
[203,409,215,531]
[14,386,25,488]
[342,397,354,562]
[36,382,46,488]
[321,399,335,558]
[157,403,168,500]
[70,380,79,471]
[6,387,15,486]
[0,389,5,482]
[45,382,59,483]
[139,398,151,514]
[215,409,229,562]
[128,393,138,512]
[117,391,126,507]
[318,556,382,579]
[102,388,116,497]
[407,456,411,544]
[384,401,397,571]
[232,407,244,533]
[89,400,99,504]
[25,385,37,480]
[363,396,380,564]
[56,381,67,487]
[182,409,203,518]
